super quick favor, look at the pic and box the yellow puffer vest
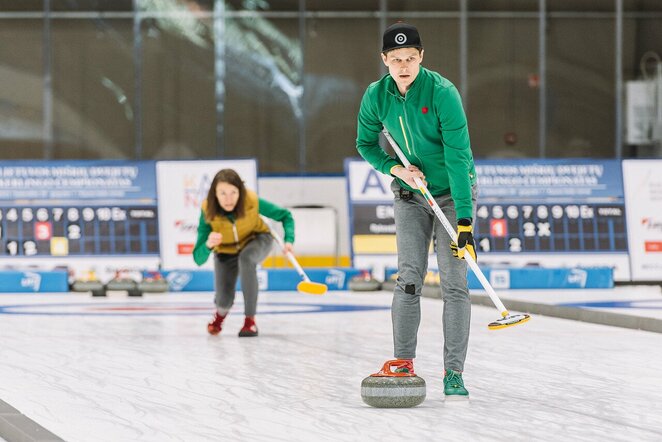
[202,190,271,254]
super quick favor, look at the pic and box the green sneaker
[443,370,469,399]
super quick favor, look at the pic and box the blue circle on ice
[0,301,391,316]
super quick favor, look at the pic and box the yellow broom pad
[297,281,328,295]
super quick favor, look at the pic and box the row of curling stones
[361,359,426,408]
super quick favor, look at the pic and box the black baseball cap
[382,22,423,53]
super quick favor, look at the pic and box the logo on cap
[394,33,407,45]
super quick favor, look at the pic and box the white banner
[347,160,393,202]
[623,159,662,281]
[156,160,258,270]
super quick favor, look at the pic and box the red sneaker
[207,312,226,335]
[238,316,258,337]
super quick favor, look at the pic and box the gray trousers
[391,180,477,372]
[213,233,274,317]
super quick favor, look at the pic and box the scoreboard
[474,203,627,253]
[0,206,158,256]
[474,160,628,254]
[0,161,159,257]
[346,158,631,280]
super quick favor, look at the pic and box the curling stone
[106,275,141,296]
[381,273,397,292]
[361,360,426,408]
[423,270,441,287]
[138,272,169,294]
[105,278,137,291]
[71,279,106,297]
[348,270,382,292]
[71,270,106,297]
[421,270,442,299]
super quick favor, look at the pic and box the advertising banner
[0,270,69,292]
[0,160,158,258]
[162,267,360,291]
[156,159,258,270]
[346,158,630,281]
[384,266,614,290]
[474,159,627,255]
[346,159,397,255]
[623,159,662,281]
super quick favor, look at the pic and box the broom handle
[382,127,509,316]
[269,228,311,283]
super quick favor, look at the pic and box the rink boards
[0,266,613,293]
[385,266,614,290]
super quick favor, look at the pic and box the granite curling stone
[348,270,382,292]
[361,360,426,408]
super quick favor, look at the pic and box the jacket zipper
[388,87,420,164]
[399,97,420,162]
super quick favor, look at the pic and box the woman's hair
[205,168,247,221]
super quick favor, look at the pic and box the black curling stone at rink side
[361,375,426,408]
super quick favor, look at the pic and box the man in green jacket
[356,22,477,400]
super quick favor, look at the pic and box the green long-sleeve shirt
[356,67,477,219]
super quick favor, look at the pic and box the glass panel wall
[223,14,301,173]
[467,17,539,158]
[0,18,44,158]
[624,9,662,158]
[413,19,460,82]
[141,5,216,159]
[51,1,133,11]
[388,0,458,12]
[51,18,135,159]
[1,1,662,169]
[303,17,379,174]
[0,1,42,11]
[546,17,615,158]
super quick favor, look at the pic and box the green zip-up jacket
[356,67,476,220]
[192,196,294,266]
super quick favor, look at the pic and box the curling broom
[383,122,530,330]
[270,228,328,295]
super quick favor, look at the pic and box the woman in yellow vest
[193,169,295,337]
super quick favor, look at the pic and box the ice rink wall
[0,158,660,292]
